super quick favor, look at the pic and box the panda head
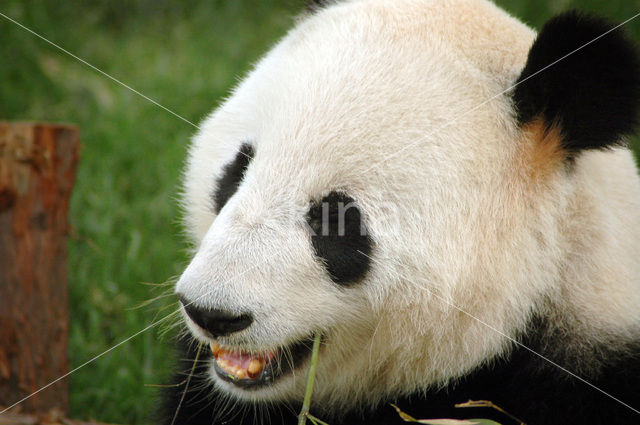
[175,0,640,411]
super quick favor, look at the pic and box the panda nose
[179,296,253,337]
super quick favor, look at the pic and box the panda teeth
[209,342,268,379]
[248,359,265,377]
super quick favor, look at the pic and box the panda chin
[209,337,315,390]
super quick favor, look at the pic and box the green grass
[0,1,637,424]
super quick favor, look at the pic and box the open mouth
[210,337,314,389]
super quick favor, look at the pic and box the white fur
[176,0,640,411]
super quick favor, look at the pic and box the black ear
[305,0,332,12]
[513,11,640,155]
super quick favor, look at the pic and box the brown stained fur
[519,115,566,182]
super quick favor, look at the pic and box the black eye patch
[212,144,254,213]
[306,192,373,285]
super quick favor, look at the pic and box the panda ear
[305,0,332,12]
[513,11,640,157]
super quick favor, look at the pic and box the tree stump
[0,122,80,414]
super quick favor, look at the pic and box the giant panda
[160,0,640,424]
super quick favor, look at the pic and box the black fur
[212,144,254,213]
[160,317,640,425]
[158,337,223,425]
[305,0,331,12]
[513,11,640,154]
[306,192,372,285]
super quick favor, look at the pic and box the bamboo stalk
[297,333,322,425]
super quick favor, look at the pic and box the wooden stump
[0,122,80,414]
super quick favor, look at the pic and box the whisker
[169,343,204,425]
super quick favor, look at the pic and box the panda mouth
[210,337,314,389]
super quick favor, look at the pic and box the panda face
[176,135,382,401]
[176,0,544,405]
[175,0,640,411]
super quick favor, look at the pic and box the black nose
[179,296,253,337]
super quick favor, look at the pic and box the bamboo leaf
[392,403,503,425]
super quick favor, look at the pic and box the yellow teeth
[209,341,268,379]
[216,360,252,380]
[248,359,264,376]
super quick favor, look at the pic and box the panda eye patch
[306,191,373,285]
[211,144,254,213]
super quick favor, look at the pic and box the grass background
[0,0,638,423]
